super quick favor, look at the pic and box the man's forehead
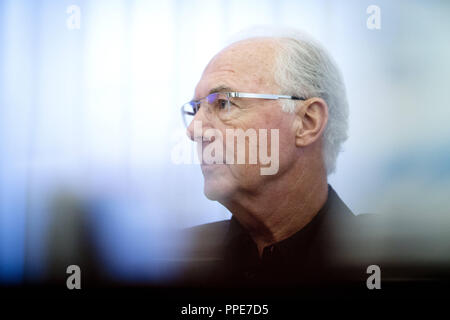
[209,38,277,68]
[195,39,278,99]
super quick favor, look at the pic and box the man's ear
[294,98,328,147]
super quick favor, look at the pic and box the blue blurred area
[1,0,450,284]
[384,143,450,182]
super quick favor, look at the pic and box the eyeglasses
[180,92,305,127]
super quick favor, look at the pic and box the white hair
[228,27,349,175]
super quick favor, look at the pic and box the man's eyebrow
[208,85,234,94]
[193,85,235,101]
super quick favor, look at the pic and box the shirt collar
[222,184,346,262]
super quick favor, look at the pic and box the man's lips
[201,161,225,166]
[200,163,218,174]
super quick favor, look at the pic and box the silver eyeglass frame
[181,92,306,127]
[226,92,305,100]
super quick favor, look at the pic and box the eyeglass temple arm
[228,92,305,100]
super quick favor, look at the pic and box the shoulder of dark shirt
[180,213,379,259]
[179,220,231,260]
[184,219,231,238]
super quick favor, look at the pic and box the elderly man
[178,30,363,288]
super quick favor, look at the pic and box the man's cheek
[228,164,261,186]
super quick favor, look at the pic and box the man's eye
[193,103,200,114]
[217,99,229,110]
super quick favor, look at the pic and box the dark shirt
[178,185,366,288]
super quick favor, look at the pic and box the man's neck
[223,164,328,257]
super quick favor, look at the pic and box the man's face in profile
[187,39,299,203]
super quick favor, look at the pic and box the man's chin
[203,181,233,201]
[203,185,224,201]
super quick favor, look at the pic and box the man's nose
[186,123,195,141]
[186,106,209,142]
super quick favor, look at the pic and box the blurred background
[1,0,449,286]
